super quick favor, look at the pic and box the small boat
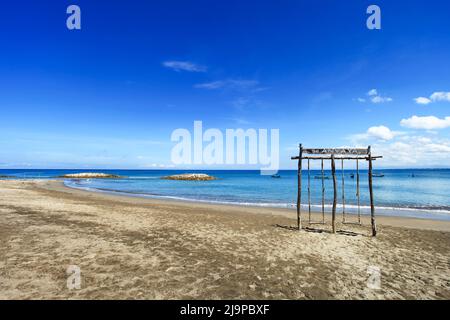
[350,174,355,179]
[271,174,281,178]
[372,173,384,177]
[314,175,331,180]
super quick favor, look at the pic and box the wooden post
[356,159,361,224]
[297,144,303,231]
[331,154,337,234]
[341,159,345,223]
[308,159,311,223]
[368,146,377,237]
[321,159,325,223]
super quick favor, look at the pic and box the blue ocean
[1,169,449,221]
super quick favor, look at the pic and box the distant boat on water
[271,174,281,179]
[314,175,331,180]
[373,173,385,177]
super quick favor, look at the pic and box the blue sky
[0,0,449,169]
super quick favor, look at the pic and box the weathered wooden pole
[356,159,361,224]
[321,159,325,223]
[297,144,303,231]
[341,159,346,223]
[331,154,337,234]
[368,146,377,237]
[308,159,311,223]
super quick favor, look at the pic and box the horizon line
[1,167,450,171]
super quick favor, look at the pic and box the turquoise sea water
[1,169,449,221]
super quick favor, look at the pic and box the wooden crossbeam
[302,148,369,155]
[291,156,382,160]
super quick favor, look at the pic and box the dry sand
[0,179,449,300]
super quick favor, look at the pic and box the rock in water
[162,173,216,181]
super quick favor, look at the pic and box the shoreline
[1,179,449,299]
[66,180,450,213]
[57,180,450,232]
[61,180,450,231]
[3,169,450,219]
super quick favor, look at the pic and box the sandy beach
[0,179,449,299]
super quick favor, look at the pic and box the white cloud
[371,96,393,104]
[357,89,392,104]
[372,136,450,167]
[349,126,401,143]
[141,163,175,168]
[416,137,432,144]
[194,81,225,89]
[426,143,450,153]
[430,92,450,102]
[414,97,432,105]
[414,91,450,105]
[162,61,206,72]
[195,79,259,90]
[400,115,450,130]
[348,132,450,167]
[367,125,396,141]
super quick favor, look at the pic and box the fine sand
[0,179,449,299]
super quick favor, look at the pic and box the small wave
[303,203,450,215]
[64,181,295,207]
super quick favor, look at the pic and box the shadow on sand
[273,224,365,237]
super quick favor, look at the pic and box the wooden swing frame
[291,145,382,237]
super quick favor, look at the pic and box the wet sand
[0,179,449,299]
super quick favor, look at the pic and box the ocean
[1,169,449,221]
